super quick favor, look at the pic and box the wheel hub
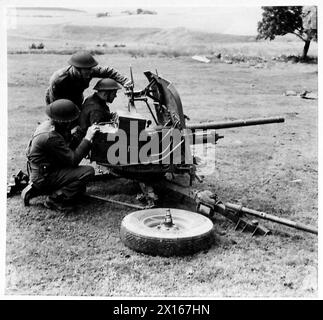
[156,208,179,231]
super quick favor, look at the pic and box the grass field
[6,51,318,297]
[8,22,318,60]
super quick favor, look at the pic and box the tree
[257,6,317,60]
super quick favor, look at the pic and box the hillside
[7,5,316,59]
[8,24,255,45]
[7,22,317,60]
[17,7,85,12]
[7,6,262,35]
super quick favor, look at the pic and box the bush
[121,10,134,15]
[96,12,109,18]
[136,8,157,15]
[29,43,44,49]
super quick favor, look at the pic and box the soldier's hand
[124,80,133,89]
[71,125,81,135]
[110,112,118,122]
[85,124,100,142]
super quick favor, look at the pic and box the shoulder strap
[26,121,55,157]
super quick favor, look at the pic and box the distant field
[7,6,263,35]
[6,6,317,59]
[17,7,85,12]
[7,24,318,59]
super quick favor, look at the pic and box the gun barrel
[186,131,223,145]
[225,202,318,235]
[187,117,285,131]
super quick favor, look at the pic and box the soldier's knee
[80,165,95,181]
[87,166,95,176]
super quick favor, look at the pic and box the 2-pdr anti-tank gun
[91,70,284,172]
[87,69,316,256]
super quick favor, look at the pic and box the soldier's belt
[28,162,52,175]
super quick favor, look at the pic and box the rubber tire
[120,208,215,257]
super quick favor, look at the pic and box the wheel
[120,208,215,256]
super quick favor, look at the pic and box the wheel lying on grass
[120,208,215,257]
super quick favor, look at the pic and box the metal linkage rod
[85,194,146,210]
[225,203,318,235]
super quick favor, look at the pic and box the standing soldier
[45,51,132,109]
[79,78,122,134]
[21,99,99,211]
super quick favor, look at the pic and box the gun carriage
[8,69,316,256]
[84,69,317,256]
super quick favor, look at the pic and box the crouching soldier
[21,99,99,211]
[45,51,131,109]
[45,51,130,148]
[79,78,122,134]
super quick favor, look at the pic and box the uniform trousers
[30,165,94,201]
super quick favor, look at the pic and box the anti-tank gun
[91,70,284,180]
[87,69,317,257]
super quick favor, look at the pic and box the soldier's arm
[78,112,88,135]
[89,109,110,125]
[91,66,129,86]
[48,76,68,103]
[69,126,84,150]
[46,133,91,167]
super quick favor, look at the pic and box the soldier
[45,51,132,109]
[21,99,100,211]
[79,78,122,134]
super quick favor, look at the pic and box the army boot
[21,183,39,206]
[44,193,75,213]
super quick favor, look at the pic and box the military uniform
[26,120,94,201]
[79,93,113,133]
[45,65,128,108]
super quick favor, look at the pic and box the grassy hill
[7,23,317,59]
[9,24,255,44]
[17,7,85,12]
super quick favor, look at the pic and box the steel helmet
[68,51,98,68]
[93,78,122,91]
[46,99,80,122]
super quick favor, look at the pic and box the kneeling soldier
[21,99,99,211]
[79,78,122,134]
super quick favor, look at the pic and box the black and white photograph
[1,0,320,300]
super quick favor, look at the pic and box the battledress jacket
[79,93,112,133]
[26,120,91,174]
[45,65,129,107]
